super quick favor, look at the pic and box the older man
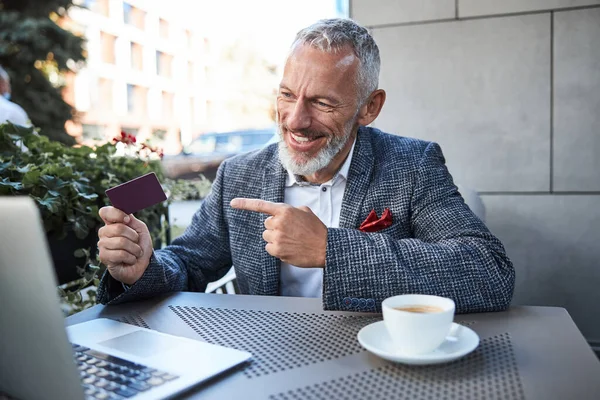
[97,18,514,313]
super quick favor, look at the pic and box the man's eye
[281,92,292,98]
[316,101,330,108]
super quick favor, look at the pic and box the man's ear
[357,89,386,126]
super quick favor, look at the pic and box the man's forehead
[279,44,360,102]
[283,45,359,83]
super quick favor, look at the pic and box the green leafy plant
[0,122,211,314]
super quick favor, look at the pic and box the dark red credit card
[105,172,167,215]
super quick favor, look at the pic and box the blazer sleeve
[322,142,515,314]
[96,160,233,305]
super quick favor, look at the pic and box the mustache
[278,123,328,140]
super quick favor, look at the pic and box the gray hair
[290,18,380,105]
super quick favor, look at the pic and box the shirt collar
[285,136,357,188]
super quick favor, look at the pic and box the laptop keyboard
[72,344,179,399]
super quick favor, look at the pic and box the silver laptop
[0,197,251,400]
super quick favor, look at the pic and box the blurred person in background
[0,66,30,127]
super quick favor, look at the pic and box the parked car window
[162,127,277,181]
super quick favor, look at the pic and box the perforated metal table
[66,293,600,399]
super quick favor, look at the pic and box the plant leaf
[0,177,23,190]
[22,170,41,186]
[40,175,69,192]
[73,180,93,194]
[79,192,98,200]
[36,195,62,214]
[44,165,74,179]
[0,161,12,173]
[73,249,86,258]
[16,164,33,173]
[2,122,35,137]
[72,215,90,239]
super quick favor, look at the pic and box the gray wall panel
[459,0,600,18]
[372,15,551,191]
[352,0,600,345]
[351,0,455,26]
[553,8,600,191]
[483,195,600,341]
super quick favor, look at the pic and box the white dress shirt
[280,138,356,298]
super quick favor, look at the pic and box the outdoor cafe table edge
[66,292,600,400]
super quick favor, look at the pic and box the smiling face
[276,44,363,182]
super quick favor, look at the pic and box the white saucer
[357,321,479,365]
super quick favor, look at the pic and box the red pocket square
[359,208,393,232]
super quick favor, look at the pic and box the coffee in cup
[382,294,455,355]
[393,305,444,314]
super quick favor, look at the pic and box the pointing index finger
[230,198,285,216]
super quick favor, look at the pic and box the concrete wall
[351,0,600,346]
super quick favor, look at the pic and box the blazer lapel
[339,126,374,229]
[260,154,286,295]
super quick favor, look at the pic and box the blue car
[162,128,277,181]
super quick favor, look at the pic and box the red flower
[110,132,163,158]
[112,131,137,145]
[359,208,393,233]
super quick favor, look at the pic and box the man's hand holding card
[98,173,167,285]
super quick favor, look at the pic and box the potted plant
[0,122,211,313]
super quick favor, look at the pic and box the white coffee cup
[382,294,455,355]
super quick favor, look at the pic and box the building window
[137,86,147,116]
[100,32,116,64]
[159,18,169,39]
[203,65,210,83]
[156,51,172,77]
[185,29,193,49]
[190,97,195,125]
[188,61,194,83]
[151,129,167,147]
[98,78,112,111]
[205,99,213,124]
[127,84,135,113]
[162,91,173,119]
[123,2,145,30]
[82,124,105,141]
[84,0,109,16]
[121,126,139,137]
[123,3,132,23]
[130,42,143,71]
[126,84,147,115]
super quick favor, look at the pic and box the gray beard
[277,122,355,177]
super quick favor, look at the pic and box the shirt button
[321,187,327,192]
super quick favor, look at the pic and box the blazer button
[366,298,376,311]
[358,299,366,309]
[343,297,352,307]
[351,298,359,308]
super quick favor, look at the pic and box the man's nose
[286,100,311,131]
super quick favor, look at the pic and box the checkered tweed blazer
[98,127,515,313]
